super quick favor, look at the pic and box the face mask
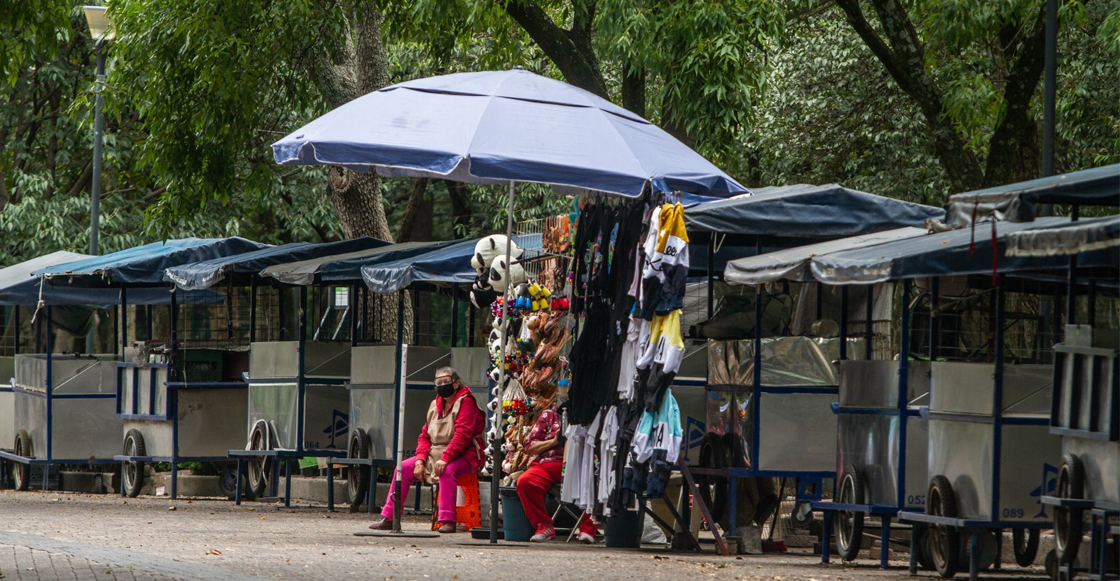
[436,382,456,399]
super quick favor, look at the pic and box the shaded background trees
[1,0,1117,265]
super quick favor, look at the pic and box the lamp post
[83,6,113,353]
[83,6,113,256]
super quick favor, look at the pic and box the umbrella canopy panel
[684,184,944,240]
[34,237,269,287]
[273,68,748,198]
[165,237,389,291]
[945,164,1120,227]
[810,217,1119,284]
[1,251,215,306]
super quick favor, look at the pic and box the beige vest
[422,396,465,484]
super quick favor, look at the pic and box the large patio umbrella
[273,67,749,539]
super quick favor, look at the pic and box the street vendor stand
[226,239,459,508]
[2,240,259,492]
[809,210,1118,580]
[270,67,751,541]
[720,227,930,564]
[682,185,942,543]
[119,237,386,500]
[0,250,182,489]
[946,164,1120,581]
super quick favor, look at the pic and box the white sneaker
[530,526,556,542]
[577,531,595,544]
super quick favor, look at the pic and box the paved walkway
[0,491,1051,581]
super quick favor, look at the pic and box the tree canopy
[0,0,1117,265]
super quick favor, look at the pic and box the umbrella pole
[490,180,515,543]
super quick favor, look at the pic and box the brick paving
[0,490,1051,581]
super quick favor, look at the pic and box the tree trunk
[503,0,609,98]
[621,65,646,118]
[444,180,474,236]
[397,178,433,242]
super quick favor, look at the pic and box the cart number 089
[1002,508,1025,519]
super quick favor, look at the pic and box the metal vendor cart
[810,210,1117,580]
[106,238,387,500]
[229,239,459,508]
[722,227,934,567]
[681,185,943,550]
[960,165,1120,581]
[0,243,250,492]
[343,238,497,516]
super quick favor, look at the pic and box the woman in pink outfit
[370,367,485,533]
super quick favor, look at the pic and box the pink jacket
[414,385,486,470]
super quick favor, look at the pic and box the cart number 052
[907,495,926,506]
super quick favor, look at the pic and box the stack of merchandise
[561,198,688,517]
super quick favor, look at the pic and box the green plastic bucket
[499,487,534,542]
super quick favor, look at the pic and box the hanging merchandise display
[560,197,690,525]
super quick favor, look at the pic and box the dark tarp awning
[1,251,218,306]
[946,164,1120,227]
[165,237,389,290]
[723,227,927,286]
[1006,215,1120,257]
[684,184,944,239]
[361,234,539,293]
[261,240,456,286]
[34,237,269,287]
[810,216,1119,284]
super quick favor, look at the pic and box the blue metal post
[839,286,848,360]
[752,282,762,470]
[707,233,715,321]
[880,515,892,569]
[865,286,874,359]
[45,307,54,480]
[898,279,911,509]
[119,287,127,361]
[249,279,257,344]
[297,286,307,453]
[12,305,19,355]
[991,276,1006,521]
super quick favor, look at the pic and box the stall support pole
[839,286,848,360]
[865,286,874,359]
[897,279,912,511]
[991,277,1006,523]
[751,280,762,469]
[490,180,515,544]
[930,279,940,361]
[169,289,177,382]
[392,291,406,532]
[249,279,258,344]
[13,305,19,355]
[45,307,54,482]
[707,233,715,321]
[450,286,459,348]
[278,287,287,342]
[350,285,359,347]
[145,305,152,341]
[120,287,128,359]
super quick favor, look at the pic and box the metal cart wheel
[218,463,239,500]
[347,428,370,508]
[790,500,815,529]
[695,433,728,523]
[927,475,961,579]
[1055,454,1085,565]
[246,421,271,498]
[122,429,147,498]
[836,466,865,561]
[915,526,936,571]
[1012,528,1040,567]
[12,430,31,491]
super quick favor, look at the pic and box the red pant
[515,461,563,529]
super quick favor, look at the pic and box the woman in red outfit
[514,404,597,543]
[371,367,485,533]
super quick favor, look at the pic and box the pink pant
[381,455,474,523]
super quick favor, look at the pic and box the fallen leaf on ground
[206,549,222,556]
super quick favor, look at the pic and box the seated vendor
[371,366,484,533]
[513,399,598,543]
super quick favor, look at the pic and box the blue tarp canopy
[273,68,748,198]
[1,251,214,306]
[684,184,944,239]
[165,237,389,290]
[34,237,269,287]
[811,216,1119,284]
[361,235,538,293]
[261,240,456,286]
[945,165,1120,227]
